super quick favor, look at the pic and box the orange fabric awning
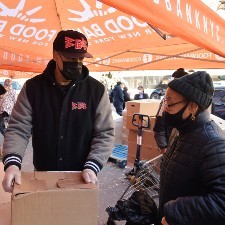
[0,0,224,77]
[101,0,225,58]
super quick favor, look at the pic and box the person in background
[134,86,149,100]
[0,79,17,135]
[2,30,115,193]
[0,84,6,159]
[108,85,113,103]
[0,79,17,115]
[159,71,225,225]
[112,81,124,116]
[123,86,131,110]
[153,68,188,154]
[0,83,6,95]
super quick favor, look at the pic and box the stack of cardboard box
[122,109,129,145]
[125,99,161,165]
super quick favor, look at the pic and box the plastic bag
[106,188,158,225]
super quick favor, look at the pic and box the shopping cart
[106,154,163,225]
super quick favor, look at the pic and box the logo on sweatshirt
[72,102,87,110]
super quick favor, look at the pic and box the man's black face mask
[60,61,83,81]
[57,54,83,81]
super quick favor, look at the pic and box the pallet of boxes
[125,99,161,166]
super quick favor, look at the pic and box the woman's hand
[161,217,169,225]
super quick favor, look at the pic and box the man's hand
[82,169,98,186]
[2,165,21,193]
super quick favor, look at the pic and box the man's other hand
[82,169,98,186]
[2,165,21,193]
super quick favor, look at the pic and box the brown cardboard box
[127,141,160,164]
[128,129,157,147]
[0,169,98,225]
[0,203,11,225]
[0,163,11,225]
[126,99,160,117]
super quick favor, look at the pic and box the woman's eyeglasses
[164,99,187,109]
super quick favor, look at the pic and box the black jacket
[134,92,149,100]
[123,89,131,109]
[3,60,114,173]
[112,84,124,107]
[159,110,225,225]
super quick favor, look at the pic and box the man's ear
[53,51,58,61]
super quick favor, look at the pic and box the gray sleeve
[84,87,115,173]
[3,83,32,169]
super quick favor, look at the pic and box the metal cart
[106,154,163,225]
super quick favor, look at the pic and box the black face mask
[60,61,83,81]
[165,103,191,127]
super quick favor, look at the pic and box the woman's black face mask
[57,54,83,81]
[164,103,191,127]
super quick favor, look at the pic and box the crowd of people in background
[110,82,150,116]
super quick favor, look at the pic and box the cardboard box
[126,99,160,117]
[127,141,160,164]
[0,203,11,225]
[0,163,13,225]
[0,169,99,225]
[128,129,157,147]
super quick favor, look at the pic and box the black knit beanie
[168,71,214,109]
[172,68,188,78]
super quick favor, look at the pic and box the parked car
[211,86,225,120]
[149,87,166,99]
[149,83,168,99]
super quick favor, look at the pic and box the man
[134,86,149,100]
[112,81,124,116]
[2,30,115,192]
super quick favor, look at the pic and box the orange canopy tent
[0,0,225,78]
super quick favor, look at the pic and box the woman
[153,68,188,154]
[159,71,225,225]
[134,86,149,100]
